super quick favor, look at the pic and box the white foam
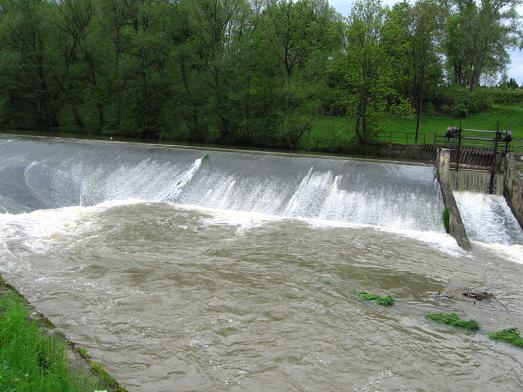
[474,242,523,265]
[455,191,523,246]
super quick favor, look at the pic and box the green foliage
[358,292,395,307]
[442,208,450,233]
[489,328,523,348]
[444,0,520,90]
[0,0,520,149]
[434,87,493,117]
[490,88,523,105]
[426,312,480,331]
[302,104,523,153]
[0,293,104,392]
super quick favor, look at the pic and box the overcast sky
[329,0,523,84]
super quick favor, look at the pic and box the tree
[445,0,522,90]
[52,0,96,132]
[343,0,404,143]
[0,0,57,130]
[409,0,446,142]
[262,0,341,149]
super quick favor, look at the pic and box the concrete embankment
[437,149,472,250]
[0,275,127,392]
[505,154,523,229]
[450,170,504,195]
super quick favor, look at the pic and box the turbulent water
[455,191,523,246]
[1,136,523,391]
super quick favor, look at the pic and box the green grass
[442,208,450,234]
[426,312,480,331]
[489,328,523,348]
[304,105,523,149]
[358,292,395,307]
[0,293,104,392]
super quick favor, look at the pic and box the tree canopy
[0,0,521,147]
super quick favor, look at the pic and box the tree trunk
[415,61,425,143]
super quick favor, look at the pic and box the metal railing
[375,131,427,145]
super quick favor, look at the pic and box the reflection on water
[1,203,523,392]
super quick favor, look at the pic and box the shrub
[431,87,493,117]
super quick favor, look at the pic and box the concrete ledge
[437,149,472,250]
[504,154,523,229]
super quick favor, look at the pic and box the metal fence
[375,131,427,145]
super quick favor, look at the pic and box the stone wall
[504,154,523,229]
[376,144,431,162]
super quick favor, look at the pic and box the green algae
[442,208,450,233]
[358,292,395,307]
[426,312,480,331]
[489,328,523,348]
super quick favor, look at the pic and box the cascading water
[0,136,445,233]
[455,191,523,245]
[2,135,523,392]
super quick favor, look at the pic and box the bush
[431,87,493,117]
[490,88,523,105]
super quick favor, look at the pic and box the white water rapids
[1,136,523,392]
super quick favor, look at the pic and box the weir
[435,147,523,247]
[1,136,444,233]
[1,135,522,247]
[2,136,523,392]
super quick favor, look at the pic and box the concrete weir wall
[437,149,472,250]
[504,154,523,229]
[450,170,504,195]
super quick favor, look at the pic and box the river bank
[0,275,126,392]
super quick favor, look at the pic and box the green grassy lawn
[304,105,523,150]
[0,278,119,392]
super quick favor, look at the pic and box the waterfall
[0,136,449,235]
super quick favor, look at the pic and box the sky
[329,0,523,84]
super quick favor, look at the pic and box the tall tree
[343,0,403,143]
[445,0,522,89]
[263,0,341,149]
[409,0,446,142]
[0,0,57,130]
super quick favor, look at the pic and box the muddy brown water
[1,136,523,391]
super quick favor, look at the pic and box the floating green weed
[489,328,523,348]
[358,292,395,307]
[442,208,450,233]
[426,312,480,331]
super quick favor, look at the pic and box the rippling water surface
[1,136,523,391]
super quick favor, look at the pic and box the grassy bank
[304,105,523,150]
[0,277,122,392]
[3,104,523,158]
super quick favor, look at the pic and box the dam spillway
[455,191,523,246]
[0,136,444,233]
[1,135,523,392]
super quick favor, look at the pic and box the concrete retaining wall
[450,170,504,195]
[504,154,523,229]
[377,144,428,161]
[437,149,471,250]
